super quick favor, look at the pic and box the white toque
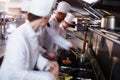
[64,13,75,25]
[30,0,57,17]
[21,1,31,12]
[56,1,71,13]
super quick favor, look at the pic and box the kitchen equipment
[79,29,88,63]
[59,61,95,80]
[58,48,98,80]
[59,72,73,80]
[101,16,115,30]
[57,48,81,67]
[89,19,101,27]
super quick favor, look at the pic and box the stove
[57,49,97,80]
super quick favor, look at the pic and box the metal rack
[88,28,120,45]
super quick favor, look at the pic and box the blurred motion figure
[42,1,74,54]
[49,1,71,30]
[0,0,59,80]
[58,12,75,38]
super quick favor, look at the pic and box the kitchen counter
[58,45,106,80]
[88,27,120,80]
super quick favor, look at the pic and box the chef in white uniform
[51,13,75,52]
[58,13,82,49]
[0,0,59,80]
[38,24,73,59]
[49,1,71,30]
[58,13,75,38]
[41,1,73,54]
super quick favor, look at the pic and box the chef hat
[56,1,71,13]
[30,0,57,17]
[21,1,31,12]
[64,13,75,25]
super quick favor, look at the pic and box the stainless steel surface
[58,47,106,80]
[83,6,103,19]
[58,0,104,19]
[110,57,120,80]
[89,19,101,25]
[107,16,115,30]
[101,16,115,29]
[100,29,120,38]
[76,0,104,19]
[84,8,100,19]
[87,48,106,80]
[89,28,120,45]
[88,28,120,80]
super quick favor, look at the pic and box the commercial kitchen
[0,0,120,80]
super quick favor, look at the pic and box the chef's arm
[38,45,57,60]
[47,27,72,50]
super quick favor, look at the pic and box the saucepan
[101,16,115,30]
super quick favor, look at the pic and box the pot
[101,16,115,30]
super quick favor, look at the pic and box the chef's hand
[71,43,77,49]
[42,46,56,60]
[43,52,57,60]
[48,61,59,78]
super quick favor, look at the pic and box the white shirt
[0,20,56,80]
[43,14,72,53]
[38,24,72,53]
[57,23,67,38]
[49,14,60,30]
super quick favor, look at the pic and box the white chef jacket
[49,14,60,30]
[57,24,82,49]
[38,24,72,53]
[57,23,67,38]
[0,20,56,80]
[41,14,72,52]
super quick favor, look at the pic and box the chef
[58,13,82,50]
[49,1,71,30]
[40,1,74,55]
[58,13,75,38]
[0,0,59,80]
[51,13,75,53]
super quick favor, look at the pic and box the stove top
[58,49,97,80]
[59,60,96,80]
